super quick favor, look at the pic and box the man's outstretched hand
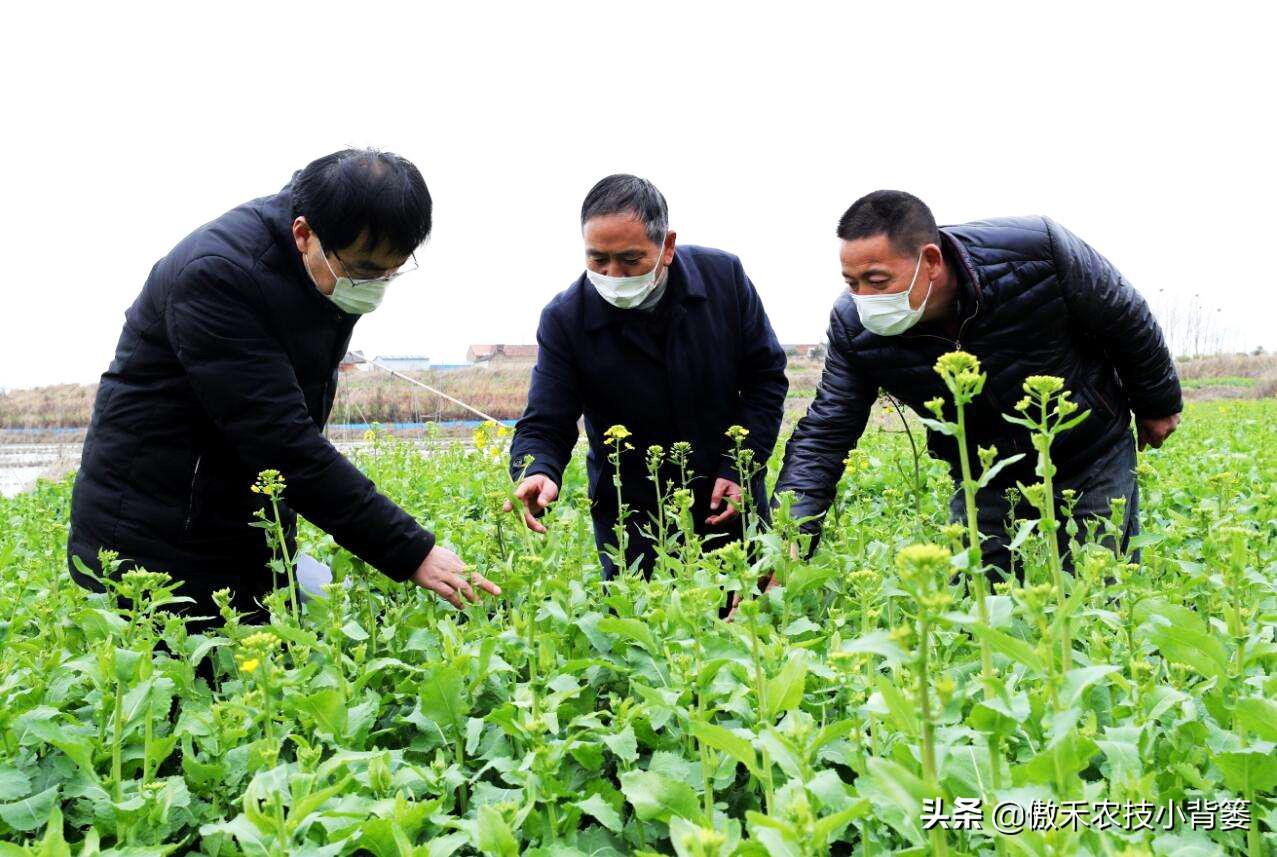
[725,542,799,622]
[706,478,743,526]
[1137,412,1181,450]
[412,545,501,609]
[503,475,559,533]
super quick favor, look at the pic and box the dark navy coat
[68,183,435,617]
[510,245,788,571]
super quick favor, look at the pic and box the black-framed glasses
[326,248,420,286]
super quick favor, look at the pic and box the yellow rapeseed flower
[603,424,632,445]
[1022,375,1065,397]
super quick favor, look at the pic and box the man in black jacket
[507,174,788,578]
[770,190,1181,582]
[69,149,500,619]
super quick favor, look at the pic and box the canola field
[0,367,1274,856]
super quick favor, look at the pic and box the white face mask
[851,250,931,336]
[587,240,668,309]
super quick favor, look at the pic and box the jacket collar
[261,179,315,283]
[260,180,359,320]
[583,246,707,332]
[939,228,982,308]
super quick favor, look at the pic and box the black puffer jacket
[775,216,1181,534]
[68,183,434,614]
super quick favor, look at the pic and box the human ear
[292,217,313,256]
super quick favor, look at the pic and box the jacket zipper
[906,302,977,353]
[183,455,202,532]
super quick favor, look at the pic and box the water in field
[0,423,494,497]
[0,443,82,497]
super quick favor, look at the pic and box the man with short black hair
[508,174,788,578]
[771,190,1181,580]
[69,149,499,619]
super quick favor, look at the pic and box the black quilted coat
[775,216,1181,534]
[68,183,435,616]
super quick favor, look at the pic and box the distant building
[466,344,539,364]
[338,350,367,373]
[371,355,432,372]
[782,343,827,360]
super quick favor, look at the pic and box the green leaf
[1015,731,1099,787]
[689,720,759,778]
[764,655,807,718]
[296,688,349,740]
[619,769,699,823]
[0,784,58,832]
[918,417,957,437]
[976,453,1027,489]
[25,719,97,778]
[596,616,657,653]
[839,629,907,665]
[1212,748,1277,795]
[601,725,638,764]
[812,803,869,843]
[857,758,925,846]
[341,619,370,642]
[0,767,30,802]
[1137,617,1228,680]
[465,717,486,755]
[1059,664,1119,708]
[418,665,470,741]
[873,675,919,736]
[968,692,1031,736]
[1235,697,1277,742]
[475,804,519,857]
[426,832,470,857]
[575,793,623,833]
[188,635,232,668]
[970,625,1046,675]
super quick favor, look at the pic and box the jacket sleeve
[717,261,789,482]
[166,256,434,582]
[773,304,876,537]
[1047,218,1183,419]
[509,305,581,486]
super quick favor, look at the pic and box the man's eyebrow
[586,249,645,258]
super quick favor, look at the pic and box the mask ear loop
[313,235,345,284]
[909,250,934,315]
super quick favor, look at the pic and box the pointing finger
[431,581,462,610]
[450,573,478,604]
[473,572,502,596]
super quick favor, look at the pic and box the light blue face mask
[326,276,388,315]
[313,238,417,315]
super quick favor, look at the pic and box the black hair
[580,174,668,244]
[836,190,939,256]
[292,148,432,256]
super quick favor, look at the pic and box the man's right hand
[502,475,559,533]
[411,546,501,609]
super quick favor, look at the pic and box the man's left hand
[706,478,743,525]
[1137,412,1181,450]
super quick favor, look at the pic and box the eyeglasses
[325,246,420,286]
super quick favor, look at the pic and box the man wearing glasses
[69,148,499,627]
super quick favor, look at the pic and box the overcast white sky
[2,1,1273,390]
